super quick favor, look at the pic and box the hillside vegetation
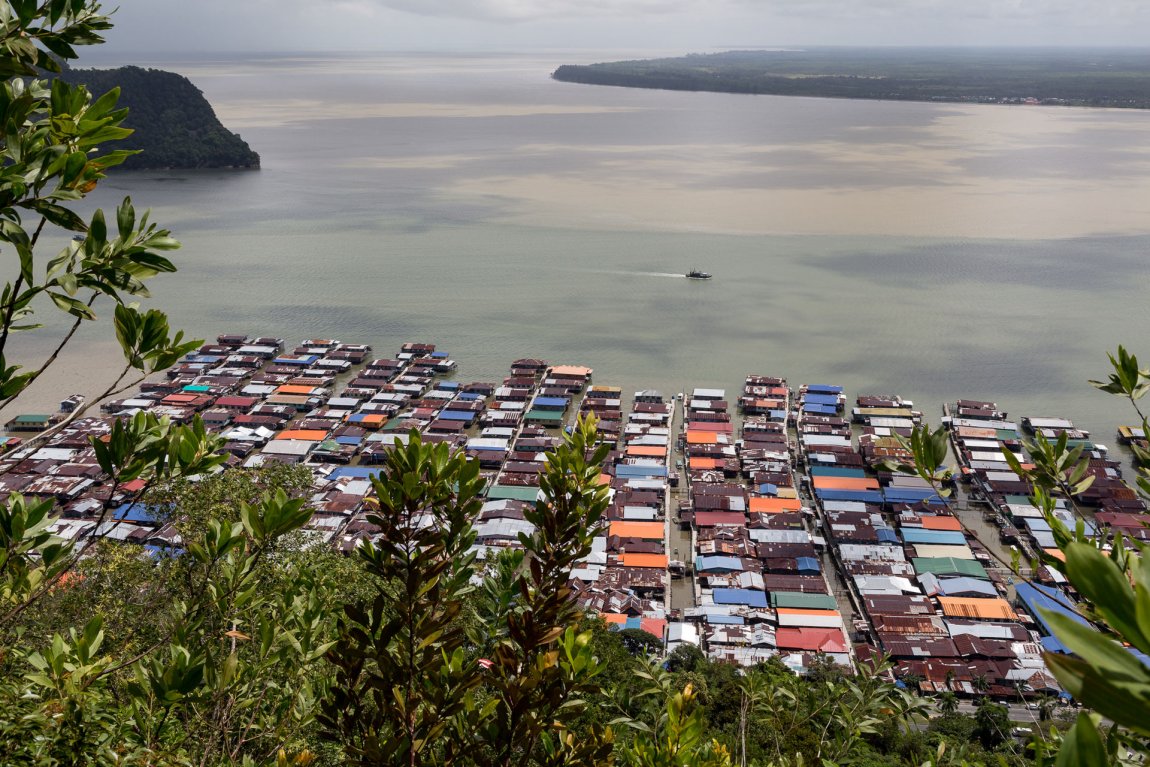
[61,65,260,170]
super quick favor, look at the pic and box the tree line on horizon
[552,49,1150,109]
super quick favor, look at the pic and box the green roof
[912,557,989,580]
[525,409,565,422]
[486,485,542,502]
[771,592,838,610]
[11,414,50,423]
[183,384,211,392]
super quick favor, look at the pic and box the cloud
[361,0,697,22]
[321,0,1141,24]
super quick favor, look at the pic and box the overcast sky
[98,0,1150,55]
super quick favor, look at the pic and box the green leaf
[1064,542,1150,655]
[48,291,96,319]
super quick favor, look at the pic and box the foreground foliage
[0,2,1136,766]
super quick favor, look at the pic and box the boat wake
[591,270,686,279]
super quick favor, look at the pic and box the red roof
[775,627,848,653]
[693,511,747,527]
[640,618,667,640]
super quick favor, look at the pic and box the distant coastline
[553,48,1150,109]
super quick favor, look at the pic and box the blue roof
[758,483,778,495]
[185,354,222,364]
[803,403,839,415]
[335,436,361,445]
[273,355,319,365]
[533,396,569,408]
[816,489,886,503]
[884,488,944,503]
[901,528,967,546]
[1016,582,1090,641]
[876,528,900,544]
[810,466,867,478]
[327,467,384,480]
[932,576,998,597]
[114,503,163,523]
[435,381,460,391]
[706,614,746,625]
[457,392,482,401]
[615,464,668,478]
[144,544,184,559]
[769,410,787,420]
[806,384,843,394]
[696,555,744,573]
[803,393,842,406]
[712,588,769,608]
[437,410,475,421]
[430,351,449,358]
[795,556,820,573]
[1040,634,1072,655]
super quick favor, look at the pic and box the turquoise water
[12,52,1150,443]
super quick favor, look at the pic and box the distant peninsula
[61,66,260,170]
[552,48,1150,109]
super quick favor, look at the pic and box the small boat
[686,269,712,280]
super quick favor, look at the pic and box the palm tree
[937,691,959,716]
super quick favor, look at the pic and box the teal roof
[486,485,542,502]
[912,557,989,580]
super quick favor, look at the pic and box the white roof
[692,388,725,399]
[467,438,509,450]
[261,440,314,457]
[1026,417,1074,429]
[666,622,700,645]
[30,448,76,461]
[911,544,975,560]
[802,435,853,448]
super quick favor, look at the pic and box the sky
[98,0,1150,56]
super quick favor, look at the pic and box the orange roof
[610,521,665,539]
[812,476,880,491]
[749,497,802,513]
[686,431,720,445]
[600,613,628,625]
[689,457,721,470]
[776,608,840,618]
[626,445,666,458]
[1043,548,1067,562]
[276,384,317,395]
[551,365,592,377]
[597,473,612,486]
[620,553,668,569]
[956,426,997,439]
[357,413,387,425]
[937,597,1017,621]
[921,516,963,531]
[275,429,329,441]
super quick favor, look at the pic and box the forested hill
[61,66,260,170]
[552,48,1150,109]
